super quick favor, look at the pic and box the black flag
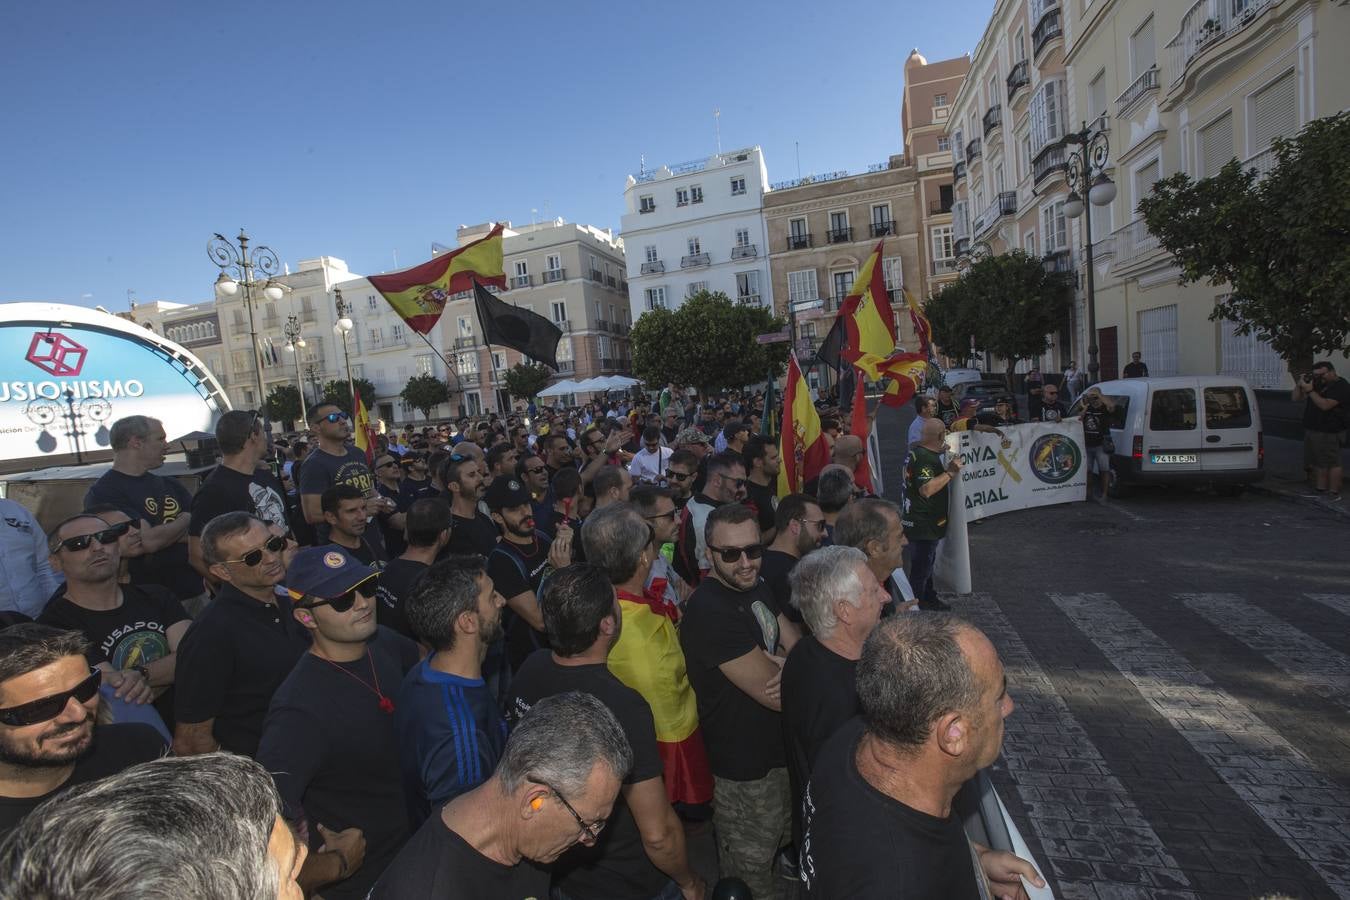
[473,281,564,370]
[813,314,845,369]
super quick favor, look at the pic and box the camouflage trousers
[713,767,791,900]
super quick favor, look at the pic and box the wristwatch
[133,664,151,682]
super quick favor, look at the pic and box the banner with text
[955,421,1088,521]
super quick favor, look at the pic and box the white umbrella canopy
[536,379,581,397]
[569,377,613,392]
[601,375,641,389]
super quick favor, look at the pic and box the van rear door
[1142,384,1202,476]
[1200,384,1260,474]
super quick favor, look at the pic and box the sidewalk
[1252,434,1350,519]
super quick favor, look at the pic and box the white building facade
[620,147,774,320]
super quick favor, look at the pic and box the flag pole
[410,327,464,396]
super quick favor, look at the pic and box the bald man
[901,418,962,611]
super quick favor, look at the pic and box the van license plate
[1151,453,1198,464]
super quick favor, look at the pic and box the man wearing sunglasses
[662,449,699,510]
[507,565,707,900]
[189,410,289,578]
[83,415,199,603]
[673,451,747,588]
[0,624,164,839]
[84,505,146,585]
[679,504,796,900]
[256,547,421,899]
[628,426,671,486]
[39,514,190,722]
[397,454,439,507]
[372,454,409,559]
[173,513,310,758]
[299,404,381,541]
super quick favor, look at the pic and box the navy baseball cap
[484,477,532,511]
[285,545,376,601]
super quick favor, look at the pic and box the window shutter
[1251,71,1296,153]
[1198,112,1233,178]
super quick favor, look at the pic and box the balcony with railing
[601,357,620,370]
[556,361,575,374]
[786,233,813,251]
[1007,60,1030,103]
[542,268,566,284]
[453,335,478,349]
[614,322,630,335]
[931,258,959,276]
[736,293,762,306]
[929,199,953,216]
[554,319,571,332]
[827,226,854,244]
[731,244,759,259]
[680,252,711,268]
[954,237,971,259]
[953,159,967,182]
[606,275,618,288]
[639,260,665,275]
[1112,218,1163,271]
[983,105,1003,137]
[973,191,1019,237]
[1042,248,1075,280]
[589,269,604,282]
[597,319,613,333]
[511,274,533,288]
[1032,142,1067,185]
[1116,65,1160,117]
[1167,0,1275,88]
[1033,5,1063,60]
[1242,146,1279,180]
[870,220,895,238]
[965,138,983,163]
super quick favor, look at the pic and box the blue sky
[0,1,990,309]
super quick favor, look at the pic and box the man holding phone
[1294,361,1350,501]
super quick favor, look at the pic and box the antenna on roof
[639,154,646,176]
[714,108,722,155]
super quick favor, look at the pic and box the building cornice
[763,185,917,217]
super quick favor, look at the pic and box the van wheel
[1107,468,1132,499]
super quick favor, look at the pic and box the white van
[1068,376,1264,497]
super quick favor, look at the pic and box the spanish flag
[353,391,377,465]
[874,351,929,408]
[368,225,507,334]
[839,240,897,380]
[777,352,830,497]
[610,587,713,806]
[904,287,933,357]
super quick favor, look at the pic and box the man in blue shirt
[0,498,59,618]
[395,554,508,828]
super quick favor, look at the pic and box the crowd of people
[0,388,1045,899]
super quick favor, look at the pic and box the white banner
[954,421,1088,521]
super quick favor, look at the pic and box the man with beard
[442,455,497,557]
[257,547,421,900]
[834,498,913,612]
[517,452,555,537]
[321,485,386,570]
[759,494,827,626]
[188,410,288,576]
[592,464,633,510]
[673,451,747,587]
[663,449,699,511]
[679,504,795,899]
[172,513,310,757]
[628,486,688,609]
[484,478,572,674]
[395,555,509,827]
[541,431,576,481]
[0,624,164,838]
[506,565,706,900]
[742,436,781,543]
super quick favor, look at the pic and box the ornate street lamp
[283,314,308,424]
[333,288,357,411]
[208,229,285,409]
[1061,123,1117,386]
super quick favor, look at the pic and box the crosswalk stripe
[1052,592,1350,898]
[1305,594,1350,618]
[963,593,1193,891]
[1180,593,1350,712]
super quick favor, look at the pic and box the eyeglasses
[322,412,350,423]
[717,475,748,489]
[54,522,131,553]
[377,460,399,469]
[664,470,692,481]
[644,508,678,522]
[531,778,606,843]
[0,669,101,727]
[798,518,827,531]
[524,465,547,476]
[706,543,764,563]
[220,535,288,567]
[295,575,379,613]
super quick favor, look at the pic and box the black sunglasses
[220,534,288,567]
[664,470,692,481]
[323,412,350,423]
[524,465,547,475]
[0,669,102,727]
[54,522,130,553]
[717,475,748,489]
[298,575,380,613]
[706,543,764,563]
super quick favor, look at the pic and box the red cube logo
[26,331,87,377]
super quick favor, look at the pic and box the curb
[1248,478,1350,522]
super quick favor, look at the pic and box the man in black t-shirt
[759,493,826,626]
[1077,388,1117,503]
[678,504,799,900]
[800,614,1041,899]
[506,565,705,900]
[84,415,199,601]
[442,455,498,557]
[934,385,960,427]
[1032,383,1068,422]
[834,497,914,613]
[0,624,164,839]
[172,513,310,757]
[257,546,421,900]
[1122,351,1149,378]
[299,403,383,543]
[322,485,386,570]
[742,436,780,542]
[1295,360,1350,500]
[373,452,410,559]
[371,692,631,900]
[377,498,449,641]
[188,410,288,575]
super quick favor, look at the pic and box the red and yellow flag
[367,225,506,334]
[839,240,897,380]
[904,288,933,357]
[873,351,929,408]
[777,353,831,497]
[353,391,377,465]
[849,377,876,494]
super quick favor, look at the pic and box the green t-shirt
[902,445,950,540]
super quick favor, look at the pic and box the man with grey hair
[84,415,199,601]
[833,497,913,612]
[814,464,856,542]
[0,752,306,900]
[372,691,632,898]
[800,615,1042,899]
[188,409,288,576]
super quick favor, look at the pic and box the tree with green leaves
[321,377,377,413]
[400,373,450,420]
[924,284,979,369]
[1138,111,1350,376]
[263,384,302,428]
[502,362,552,402]
[630,291,788,396]
[924,251,1074,384]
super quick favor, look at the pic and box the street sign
[790,299,824,312]
[755,331,790,344]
